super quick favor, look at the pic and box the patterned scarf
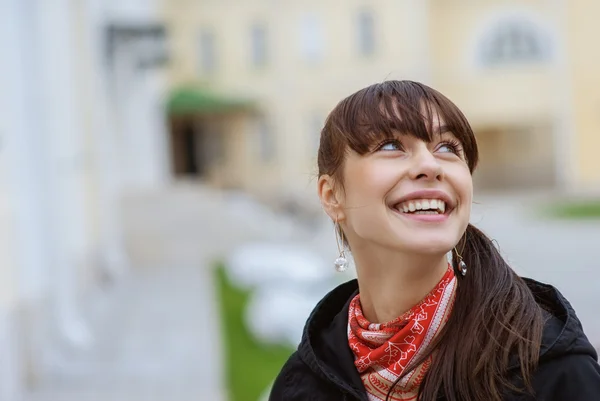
[347,266,457,401]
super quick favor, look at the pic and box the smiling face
[318,81,478,257]
[340,123,472,255]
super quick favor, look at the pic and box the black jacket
[269,278,600,400]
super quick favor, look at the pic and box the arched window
[478,16,551,67]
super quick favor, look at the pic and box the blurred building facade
[163,0,600,197]
[0,0,169,398]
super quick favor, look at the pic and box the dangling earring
[334,219,349,272]
[454,245,467,277]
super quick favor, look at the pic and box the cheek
[464,173,474,200]
[342,162,395,231]
[454,168,473,209]
[344,161,399,200]
[461,176,473,200]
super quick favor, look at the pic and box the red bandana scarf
[348,266,457,401]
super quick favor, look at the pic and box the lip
[393,209,450,223]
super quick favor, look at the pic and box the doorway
[170,120,206,177]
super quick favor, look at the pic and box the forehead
[428,107,446,130]
[417,101,450,133]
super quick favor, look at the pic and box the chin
[399,237,455,256]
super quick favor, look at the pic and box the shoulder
[529,353,600,400]
[268,351,330,401]
[508,278,600,399]
[269,280,360,401]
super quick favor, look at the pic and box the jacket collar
[298,279,366,400]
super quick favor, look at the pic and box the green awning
[167,86,254,116]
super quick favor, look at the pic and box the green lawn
[545,199,600,219]
[214,264,295,401]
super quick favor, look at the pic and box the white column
[113,38,170,190]
[81,0,130,278]
[138,68,171,188]
[0,310,21,401]
[0,0,51,304]
[0,0,49,396]
[34,0,92,350]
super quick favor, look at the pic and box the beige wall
[566,0,600,186]
[429,1,562,189]
[474,123,556,189]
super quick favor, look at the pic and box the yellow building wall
[566,0,600,187]
[430,2,558,124]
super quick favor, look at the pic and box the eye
[376,140,404,152]
[436,140,462,155]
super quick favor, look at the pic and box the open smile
[393,198,446,214]
[388,190,456,222]
[390,199,451,222]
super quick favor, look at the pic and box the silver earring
[454,247,467,276]
[334,220,349,272]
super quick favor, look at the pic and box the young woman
[268,81,600,400]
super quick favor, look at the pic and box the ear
[317,174,346,222]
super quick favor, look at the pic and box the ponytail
[389,224,544,401]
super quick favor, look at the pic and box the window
[255,117,276,162]
[250,23,268,67]
[299,14,324,63]
[357,10,375,56]
[479,18,550,67]
[198,29,217,74]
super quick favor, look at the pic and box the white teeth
[394,198,447,214]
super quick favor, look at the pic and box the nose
[409,145,444,181]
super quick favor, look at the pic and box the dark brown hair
[317,81,544,401]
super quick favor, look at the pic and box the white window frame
[250,23,268,68]
[471,11,554,69]
[198,28,217,74]
[356,9,376,56]
[299,13,324,63]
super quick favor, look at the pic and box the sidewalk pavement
[24,263,226,401]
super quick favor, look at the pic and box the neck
[352,244,449,324]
